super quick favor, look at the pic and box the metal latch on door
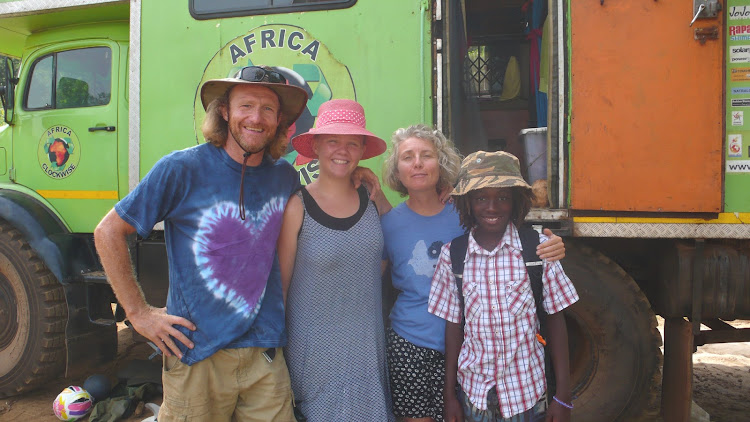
[690,0,721,44]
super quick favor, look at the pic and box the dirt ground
[1,321,749,422]
[0,323,160,422]
[685,319,750,422]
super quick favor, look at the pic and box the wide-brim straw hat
[291,99,386,160]
[200,65,308,126]
[452,151,531,196]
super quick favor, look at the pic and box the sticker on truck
[37,125,80,179]
[731,45,750,63]
[733,110,744,126]
[731,67,750,81]
[727,160,750,172]
[729,134,743,157]
[729,5,750,20]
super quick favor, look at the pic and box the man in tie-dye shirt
[94,66,307,421]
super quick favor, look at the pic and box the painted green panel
[50,198,116,230]
[726,0,750,212]
[0,27,25,57]
[139,0,432,204]
[0,120,10,183]
[0,146,6,175]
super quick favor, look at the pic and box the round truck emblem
[37,125,81,179]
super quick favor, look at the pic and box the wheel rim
[0,273,18,350]
[0,251,31,376]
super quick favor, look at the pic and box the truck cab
[0,7,133,398]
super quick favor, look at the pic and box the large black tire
[0,223,67,398]
[564,242,662,422]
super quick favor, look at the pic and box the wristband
[553,395,574,409]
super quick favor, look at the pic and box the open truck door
[569,1,723,213]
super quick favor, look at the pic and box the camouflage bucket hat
[452,151,531,196]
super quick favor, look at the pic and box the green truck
[0,1,748,421]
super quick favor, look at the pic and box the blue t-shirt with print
[381,202,465,353]
[115,143,300,365]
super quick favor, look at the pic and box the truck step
[82,270,108,284]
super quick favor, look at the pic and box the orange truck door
[569,1,723,213]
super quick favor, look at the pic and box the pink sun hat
[291,99,387,160]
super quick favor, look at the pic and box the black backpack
[449,227,555,396]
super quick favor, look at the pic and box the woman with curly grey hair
[380,124,565,422]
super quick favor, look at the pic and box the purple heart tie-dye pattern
[193,198,285,319]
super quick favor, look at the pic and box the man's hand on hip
[129,306,196,359]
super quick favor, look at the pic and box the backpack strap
[518,227,546,324]
[449,233,470,325]
[518,226,557,396]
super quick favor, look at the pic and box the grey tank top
[285,185,394,421]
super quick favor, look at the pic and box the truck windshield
[190,0,355,19]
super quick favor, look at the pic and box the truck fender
[0,189,89,284]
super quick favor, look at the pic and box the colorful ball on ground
[52,386,93,421]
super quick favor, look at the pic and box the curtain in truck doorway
[444,0,487,155]
[524,0,547,128]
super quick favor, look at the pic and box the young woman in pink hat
[278,99,394,421]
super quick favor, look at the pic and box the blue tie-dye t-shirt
[115,143,300,365]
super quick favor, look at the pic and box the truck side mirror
[2,56,15,125]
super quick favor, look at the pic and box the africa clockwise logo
[194,24,357,185]
[38,125,81,179]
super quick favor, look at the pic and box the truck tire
[0,223,67,398]
[564,242,662,422]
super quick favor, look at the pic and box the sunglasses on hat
[235,66,287,84]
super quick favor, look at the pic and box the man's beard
[229,126,275,155]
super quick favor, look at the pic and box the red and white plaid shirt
[428,224,578,417]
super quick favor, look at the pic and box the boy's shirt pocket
[505,277,534,317]
[462,280,483,323]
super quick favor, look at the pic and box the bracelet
[552,395,574,409]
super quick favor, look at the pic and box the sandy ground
[1,321,749,421]
[685,320,750,422]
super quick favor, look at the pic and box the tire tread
[568,242,663,421]
[0,221,68,398]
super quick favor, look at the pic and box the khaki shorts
[159,347,294,422]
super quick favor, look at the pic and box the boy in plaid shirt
[428,151,579,422]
